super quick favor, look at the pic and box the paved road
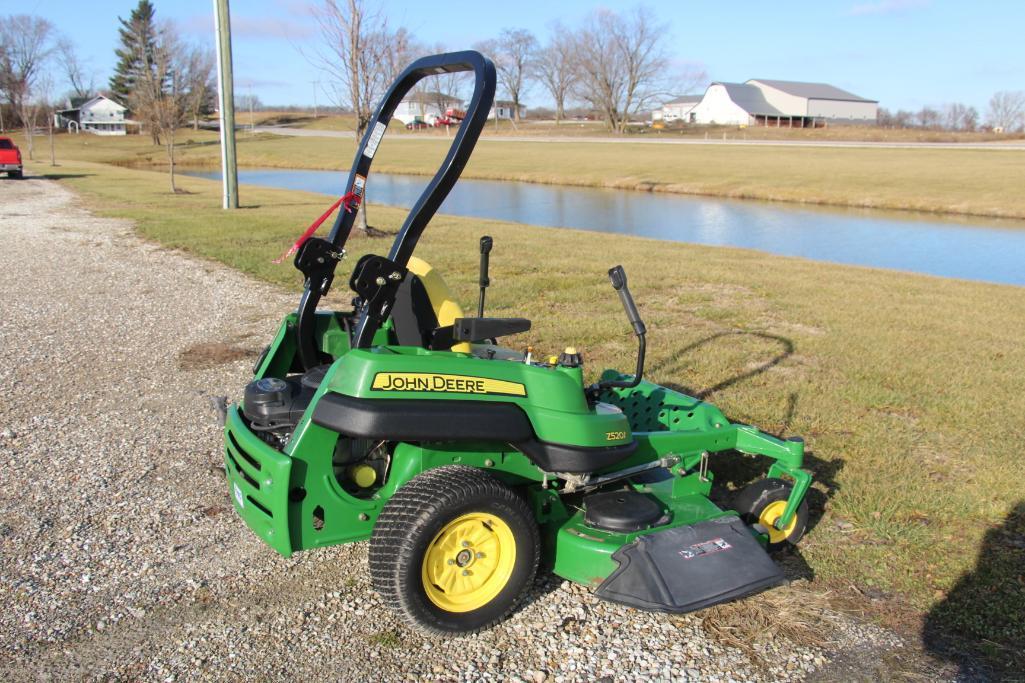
[0,175,954,681]
[252,125,1025,151]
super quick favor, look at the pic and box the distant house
[54,95,129,135]
[676,79,877,127]
[490,100,526,120]
[654,95,702,122]
[394,91,463,125]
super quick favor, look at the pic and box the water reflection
[184,168,1025,286]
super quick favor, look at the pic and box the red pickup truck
[0,136,24,179]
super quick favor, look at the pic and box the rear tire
[369,465,539,635]
[733,478,808,551]
[9,170,23,179]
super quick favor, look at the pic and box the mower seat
[392,257,471,353]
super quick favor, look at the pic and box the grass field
[24,156,1025,672]
[25,129,1025,221]
[253,109,1024,144]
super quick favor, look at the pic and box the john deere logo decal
[372,372,526,397]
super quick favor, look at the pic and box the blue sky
[21,0,1025,113]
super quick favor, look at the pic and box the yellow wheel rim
[421,512,516,613]
[759,500,798,544]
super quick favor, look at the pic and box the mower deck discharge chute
[222,50,813,634]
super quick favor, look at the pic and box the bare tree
[0,15,56,158]
[962,106,979,132]
[129,24,201,192]
[573,7,671,133]
[986,90,1025,132]
[916,106,940,129]
[306,0,413,232]
[56,38,94,100]
[475,29,537,122]
[182,43,215,130]
[533,24,575,124]
[940,102,979,131]
[308,0,393,139]
[380,26,420,85]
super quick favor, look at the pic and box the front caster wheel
[369,465,540,635]
[733,478,809,551]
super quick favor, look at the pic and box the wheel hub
[758,500,798,544]
[421,512,516,612]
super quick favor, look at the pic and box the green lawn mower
[222,51,812,634]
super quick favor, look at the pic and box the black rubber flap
[594,515,785,613]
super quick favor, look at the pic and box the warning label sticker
[363,121,387,159]
[352,174,366,198]
[678,537,732,560]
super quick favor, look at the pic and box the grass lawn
[28,157,1025,672]
[22,128,1025,221]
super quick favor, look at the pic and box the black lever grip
[479,233,492,287]
[608,265,645,336]
[609,265,626,290]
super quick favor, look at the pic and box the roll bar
[294,51,497,369]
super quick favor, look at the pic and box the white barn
[689,83,785,126]
[747,79,877,123]
[667,79,877,127]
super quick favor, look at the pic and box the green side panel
[322,347,631,447]
[223,406,295,556]
[283,421,379,550]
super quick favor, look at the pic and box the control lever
[477,235,493,318]
[609,265,646,337]
[590,265,647,398]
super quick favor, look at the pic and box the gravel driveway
[0,178,938,681]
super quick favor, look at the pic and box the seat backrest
[391,257,471,352]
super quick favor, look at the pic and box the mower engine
[242,376,315,446]
[241,370,391,494]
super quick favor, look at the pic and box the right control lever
[590,265,646,398]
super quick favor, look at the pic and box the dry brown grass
[696,581,842,658]
[177,341,259,370]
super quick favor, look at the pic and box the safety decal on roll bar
[352,174,366,199]
[363,121,387,159]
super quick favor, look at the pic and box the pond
[184,168,1025,287]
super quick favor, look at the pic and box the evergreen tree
[109,0,158,105]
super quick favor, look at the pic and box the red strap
[271,192,361,264]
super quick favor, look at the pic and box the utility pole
[213,0,239,209]
[311,81,319,118]
[49,111,56,166]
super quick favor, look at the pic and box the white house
[394,91,463,125]
[490,100,526,120]
[656,95,702,122]
[678,79,877,127]
[54,95,129,135]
